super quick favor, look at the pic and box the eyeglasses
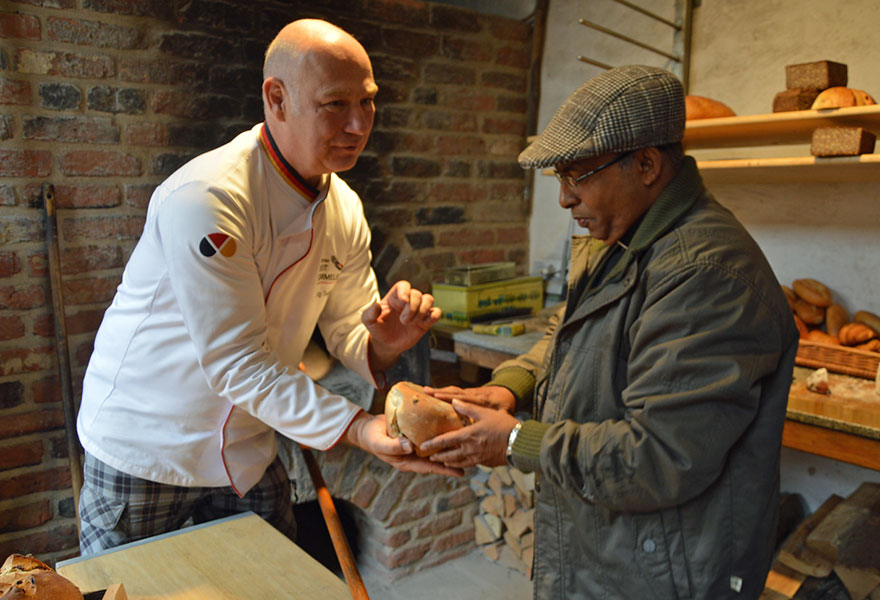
[553,151,634,189]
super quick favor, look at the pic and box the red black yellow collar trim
[259,123,319,201]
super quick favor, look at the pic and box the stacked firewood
[762,482,880,600]
[470,465,535,576]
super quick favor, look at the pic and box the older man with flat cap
[423,65,798,599]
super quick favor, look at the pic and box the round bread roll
[811,87,877,110]
[685,95,736,120]
[0,554,83,600]
[853,310,880,335]
[838,322,876,346]
[792,278,832,307]
[825,303,850,337]
[806,329,839,346]
[781,285,797,310]
[385,381,469,457]
[794,299,825,325]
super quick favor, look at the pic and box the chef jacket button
[642,538,656,553]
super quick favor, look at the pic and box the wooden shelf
[684,104,880,149]
[698,153,880,184]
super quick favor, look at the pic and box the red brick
[380,529,411,549]
[482,117,527,136]
[31,376,60,404]
[0,499,51,532]
[0,185,15,206]
[417,508,462,538]
[488,182,527,202]
[65,308,105,335]
[387,501,431,527]
[25,183,121,209]
[438,89,494,111]
[422,110,477,133]
[431,5,482,33]
[32,312,53,338]
[58,150,140,176]
[364,0,429,27]
[424,62,475,85]
[369,470,415,521]
[62,216,144,241]
[124,184,155,209]
[497,94,528,113]
[48,245,123,274]
[123,122,166,146]
[471,202,526,224]
[0,408,65,440]
[442,36,492,62]
[496,46,531,69]
[489,17,531,42]
[47,16,146,49]
[150,90,237,120]
[0,525,79,564]
[437,228,494,247]
[0,440,44,471]
[436,134,486,156]
[23,115,119,143]
[375,541,431,569]
[0,251,20,278]
[481,71,527,93]
[382,28,440,59]
[0,315,26,341]
[16,48,114,78]
[0,283,47,310]
[496,226,527,244]
[432,526,475,552]
[0,150,52,177]
[406,476,449,501]
[0,12,41,41]
[0,346,53,376]
[457,249,506,264]
[62,276,119,304]
[0,77,32,105]
[350,477,379,509]
[75,339,93,367]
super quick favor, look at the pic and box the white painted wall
[529,0,880,510]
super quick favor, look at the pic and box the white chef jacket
[78,123,380,495]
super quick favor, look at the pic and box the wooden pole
[42,183,83,533]
[300,447,369,600]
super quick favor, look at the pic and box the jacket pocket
[632,509,694,599]
[79,485,128,533]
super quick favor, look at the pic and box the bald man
[76,19,455,554]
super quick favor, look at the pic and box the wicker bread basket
[795,339,880,380]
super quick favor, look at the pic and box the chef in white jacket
[76,18,458,554]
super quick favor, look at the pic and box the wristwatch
[506,421,523,466]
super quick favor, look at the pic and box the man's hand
[344,411,463,477]
[362,281,441,371]
[418,400,520,469]
[424,385,516,413]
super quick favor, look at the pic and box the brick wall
[0,0,533,564]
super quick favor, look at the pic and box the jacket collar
[603,155,704,284]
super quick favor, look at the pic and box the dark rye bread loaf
[810,126,876,157]
[773,88,820,112]
[786,60,847,91]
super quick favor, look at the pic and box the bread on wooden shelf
[811,126,876,157]
[785,60,848,91]
[811,86,876,109]
[773,88,821,113]
[684,95,735,120]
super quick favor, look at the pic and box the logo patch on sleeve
[199,232,237,258]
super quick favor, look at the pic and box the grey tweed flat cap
[519,65,685,169]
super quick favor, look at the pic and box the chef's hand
[424,385,516,414]
[362,281,441,371]
[419,400,520,469]
[345,411,463,477]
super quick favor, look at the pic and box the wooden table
[451,331,880,472]
[57,512,350,599]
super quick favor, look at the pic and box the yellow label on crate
[432,276,543,327]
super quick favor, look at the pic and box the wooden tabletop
[57,513,350,599]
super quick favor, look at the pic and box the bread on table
[811,86,876,109]
[773,88,821,113]
[684,95,736,120]
[811,126,876,157]
[384,381,470,457]
[0,554,83,600]
[785,60,848,91]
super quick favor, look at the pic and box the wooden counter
[450,329,880,472]
[57,512,350,599]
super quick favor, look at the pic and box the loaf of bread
[853,310,880,335]
[0,554,83,600]
[811,86,876,109]
[684,95,736,120]
[785,60,847,91]
[773,88,820,113]
[811,126,876,157]
[806,329,839,346]
[792,278,832,307]
[385,381,469,457]
[838,322,877,346]
[825,304,850,337]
